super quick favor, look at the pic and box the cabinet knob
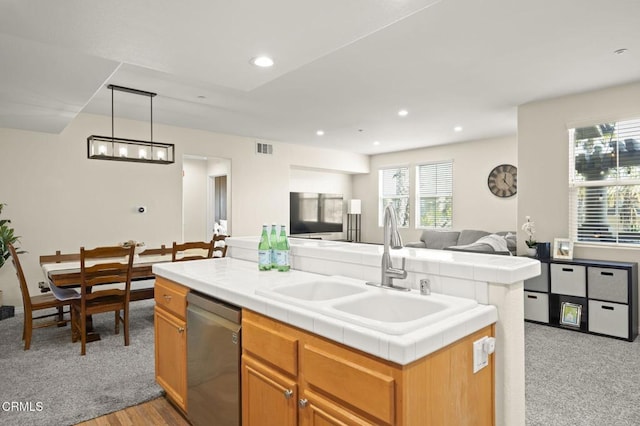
[163,294,172,301]
[298,399,308,408]
[177,327,185,334]
[283,389,293,399]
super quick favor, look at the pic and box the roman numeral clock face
[487,164,517,198]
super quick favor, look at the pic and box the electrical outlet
[473,336,496,373]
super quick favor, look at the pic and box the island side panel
[489,280,525,426]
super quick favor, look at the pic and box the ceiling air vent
[256,142,273,155]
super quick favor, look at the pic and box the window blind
[416,161,453,229]
[378,167,409,227]
[569,118,640,245]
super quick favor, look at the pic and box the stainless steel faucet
[367,203,409,291]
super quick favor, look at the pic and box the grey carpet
[525,322,640,425]
[4,304,639,425]
[0,300,162,425]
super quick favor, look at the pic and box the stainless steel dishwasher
[187,291,242,426]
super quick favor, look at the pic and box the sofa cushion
[457,230,490,246]
[421,230,460,249]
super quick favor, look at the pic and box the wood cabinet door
[154,306,187,411]
[242,357,297,426]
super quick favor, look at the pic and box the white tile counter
[152,257,497,365]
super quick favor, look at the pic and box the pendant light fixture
[87,84,175,164]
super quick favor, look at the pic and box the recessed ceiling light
[454,126,463,132]
[614,48,628,55]
[398,109,409,117]
[316,130,324,136]
[251,56,274,67]
[373,141,380,146]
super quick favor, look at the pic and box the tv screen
[290,192,343,235]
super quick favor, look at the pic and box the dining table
[40,251,172,341]
[41,253,171,296]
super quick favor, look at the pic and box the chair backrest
[39,250,81,264]
[80,245,135,301]
[137,244,171,257]
[212,234,229,258]
[7,243,32,312]
[171,240,215,262]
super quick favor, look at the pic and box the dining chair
[171,240,215,262]
[212,234,229,258]
[7,243,71,350]
[71,245,134,356]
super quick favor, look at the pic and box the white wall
[0,113,369,307]
[518,80,640,262]
[353,135,518,244]
[182,157,208,241]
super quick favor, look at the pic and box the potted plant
[1,203,21,307]
[521,216,537,256]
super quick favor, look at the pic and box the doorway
[182,155,231,242]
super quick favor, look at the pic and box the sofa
[405,229,516,255]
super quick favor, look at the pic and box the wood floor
[76,397,190,426]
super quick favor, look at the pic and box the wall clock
[487,164,517,198]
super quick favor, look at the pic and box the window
[569,119,640,245]
[379,167,409,227]
[416,161,453,229]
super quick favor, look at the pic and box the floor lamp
[347,199,361,242]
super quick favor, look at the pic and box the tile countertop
[226,236,541,285]
[153,257,497,365]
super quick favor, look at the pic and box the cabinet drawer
[588,267,628,304]
[524,262,549,292]
[550,264,586,297]
[588,300,628,339]
[524,292,549,323]
[302,344,395,425]
[242,318,298,377]
[155,277,189,319]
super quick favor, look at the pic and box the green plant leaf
[0,203,20,269]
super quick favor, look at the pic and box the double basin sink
[255,277,478,335]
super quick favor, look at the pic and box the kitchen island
[228,236,539,426]
[153,240,539,425]
[153,258,497,424]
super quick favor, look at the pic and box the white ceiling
[1,0,640,154]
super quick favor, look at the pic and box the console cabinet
[524,258,638,341]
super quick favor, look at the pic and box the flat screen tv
[290,192,343,235]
